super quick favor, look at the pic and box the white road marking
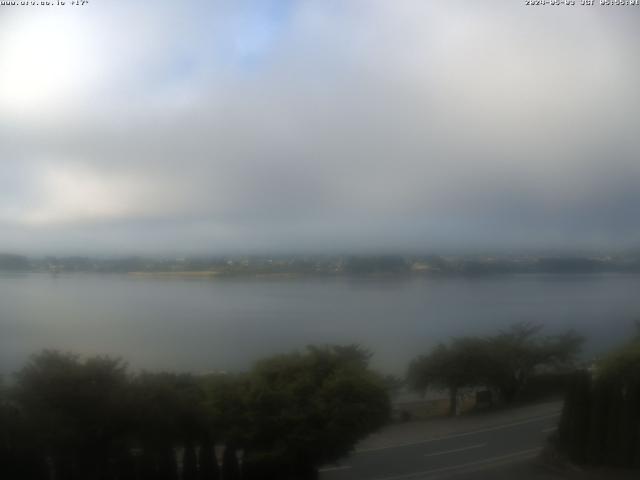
[424,443,486,458]
[319,465,352,473]
[356,412,560,454]
[371,447,543,480]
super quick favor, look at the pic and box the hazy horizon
[1,247,638,260]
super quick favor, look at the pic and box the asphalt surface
[319,409,561,480]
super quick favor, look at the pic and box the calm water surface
[1,273,639,375]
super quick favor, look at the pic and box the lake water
[1,273,639,376]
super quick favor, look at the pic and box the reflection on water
[1,273,639,375]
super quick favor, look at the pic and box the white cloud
[0,11,107,115]
[2,1,640,253]
[5,162,183,227]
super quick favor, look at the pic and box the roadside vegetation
[6,322,636,479]
[407,323,584,416]
[557,326,640,468]
[0,345,390,480]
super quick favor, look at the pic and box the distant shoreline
[4,253,640,277]
[127,270,305,279]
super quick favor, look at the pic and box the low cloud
[1,1,640,254]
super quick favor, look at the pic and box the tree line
[7,252,640,276]
[0,323,587,480]
[0,346,390,480]
[557,328,640,468]
[407,323,584,415]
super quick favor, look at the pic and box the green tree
[408,323,583,412]
[5,345,391,479]
[557,371,591,463]
[13,351,130,480]
[217,345,390,480]
[0,389,47,480]
[408,337,490,416]
[486,323,583,402]
[201,373,251,448]
[558,331,640,468]
[130,372,207,480]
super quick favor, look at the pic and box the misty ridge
[4,252,640,276]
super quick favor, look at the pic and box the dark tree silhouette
[558,332,640,468]
[408,323,584,413]
[13,351,129,480]
[408,337,489,415]
[238,345,390,479]
[2,345,391,480]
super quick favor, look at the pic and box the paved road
[320,408,560,480]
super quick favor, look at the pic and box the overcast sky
[1,0,640,255]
